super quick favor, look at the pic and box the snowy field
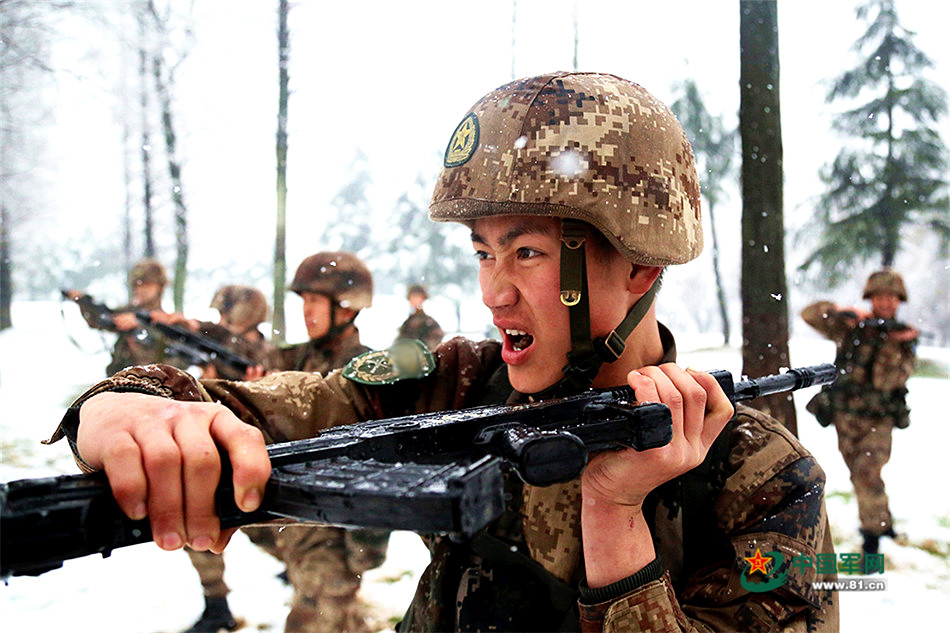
[1,301,948,632]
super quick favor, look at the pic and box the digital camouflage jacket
[52,331,838,632]
[801,301,916,424]
[271,327,371,374]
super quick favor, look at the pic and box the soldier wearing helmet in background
[180,284,275,633]
[395,283,444,351]
[53,72,837,632]
[265,252,388,633]
[274,251,374,374]
[802,269,918,554]
[66,257,190,376]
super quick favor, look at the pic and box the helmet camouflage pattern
[211,285,269,329]
[129,258,168,287]
[863,269,907,302]
[429,71,703,266]
[290,251,373,310]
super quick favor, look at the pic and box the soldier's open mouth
[505,329,534,352]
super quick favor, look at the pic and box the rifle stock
[0,363,835,579]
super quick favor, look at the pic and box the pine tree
[802,0,948,283]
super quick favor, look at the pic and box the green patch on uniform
[444,112,479,167]
[343,339,436,385]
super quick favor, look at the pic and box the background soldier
[270,251,389,633]
[61,72,837,632]
[395,283,444,350]
[181,284,275,633]
[66,257,188,376]
[802,269,918,554]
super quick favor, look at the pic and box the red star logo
[745,548,772,575]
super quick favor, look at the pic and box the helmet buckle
[560,290,582,307]
[594,330,626,361]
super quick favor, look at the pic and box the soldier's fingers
[209,528,238,555]
[638,366,685,441]
[657,365,708,447]
[135,425,186,550]
[100,433,148,521]
[208,408,271,513]
[626,369,660,404]
[686,368,735,448]
[174,422,223,550]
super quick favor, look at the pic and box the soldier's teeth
[505,329,528,336]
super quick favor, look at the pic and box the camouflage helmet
[129,258,167,287]
[211,285,269,330]
[290,251,373,310]
[406,283,429,300]
[863,269,907,302]
[429,71,703,266]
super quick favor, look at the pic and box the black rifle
[0,364,835,579]
[60,290,255,375]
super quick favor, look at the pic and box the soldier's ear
[627,265,662,295]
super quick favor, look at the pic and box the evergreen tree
[801,0,948,283]
[670,79,736,345]
[384,170,478,331]
[322,151,377,257]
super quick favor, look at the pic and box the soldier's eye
[474,250,493,261]
[516,247,541,259]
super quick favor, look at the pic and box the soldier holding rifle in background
[65,258,190,376]
[49,72,837,632]
[802,268,918,554]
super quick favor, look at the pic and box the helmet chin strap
[309,301,358,348]
[524,219,658,400]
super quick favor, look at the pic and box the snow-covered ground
[2,301,948,632]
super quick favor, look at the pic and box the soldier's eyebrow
[470,221,556,248]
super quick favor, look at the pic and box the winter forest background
[1,0,948,631]
[2,0,947,347]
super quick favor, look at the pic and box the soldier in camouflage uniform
[802,269,917,553]
[182,285,276,633]
[67,258,189,376]
[54,72,838,632]
[395,284,444,351]
[267,252,389,633]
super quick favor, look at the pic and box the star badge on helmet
[444,112,480,167]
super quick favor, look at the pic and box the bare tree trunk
[707,200,731,345]
[0,205,11,330]
[138,24,155,258]
[272,0,290,343]
[739,0,797,433]
[152,53,188,312]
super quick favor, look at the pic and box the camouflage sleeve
[48,336,504,458]
[75,296,120,332]
[800,301,850,342]
[577,407,839,632]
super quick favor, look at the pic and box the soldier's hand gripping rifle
[0,364,836,579]
[59,290,256,375]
